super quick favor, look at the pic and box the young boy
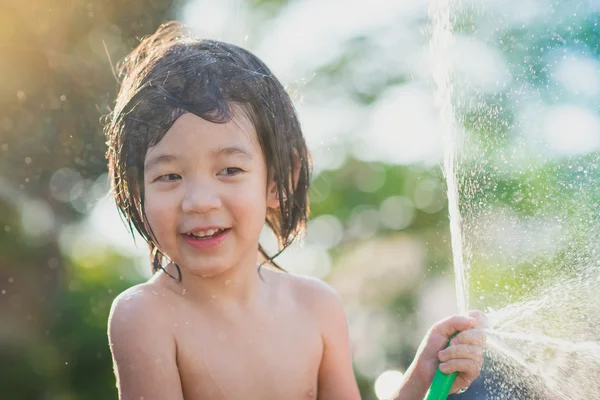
[106,22,485,400]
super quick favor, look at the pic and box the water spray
[425,0,469,400]
[426,0,466,396]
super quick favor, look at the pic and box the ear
[266,150,301,209]
[291,149,302,190]
[266,177,280,209]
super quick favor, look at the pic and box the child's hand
[412,310,486,395]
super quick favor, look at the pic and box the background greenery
[1,0,598,399]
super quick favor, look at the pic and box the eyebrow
[144,146,253,172]
[144,154,178,172]
[209,146,253,160]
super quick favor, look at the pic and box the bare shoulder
[290,273,341,303]
[266,269,344,318]
[108,282,183,399]
[109,282,171,330]
[108,281,179,355]
[273,273,361,398]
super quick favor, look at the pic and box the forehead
[147,110,260,157]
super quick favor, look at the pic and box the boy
[106,22,485,399]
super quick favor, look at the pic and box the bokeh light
[374,369,405,400]
[2,0,599,398]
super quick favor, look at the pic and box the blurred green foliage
[1,0,599,399]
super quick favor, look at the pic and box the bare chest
[175,313,323,400]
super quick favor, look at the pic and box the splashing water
[429,0,600,398]
[483,268,600,399]
[429,0,469,315]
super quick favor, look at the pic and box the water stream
[429,0,600,398]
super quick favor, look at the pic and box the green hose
[424,367,457,400]
[424,334,458,400]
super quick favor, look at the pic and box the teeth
[188,228,224,239]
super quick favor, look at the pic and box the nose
[181,179,222,214]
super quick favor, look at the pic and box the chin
[185,262,233,279]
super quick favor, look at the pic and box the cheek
[229,181,268,229]
[234,190,266,216]
[143,191,177,239]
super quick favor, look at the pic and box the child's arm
[108,288,185,400]
[394,311,486,399]
[302,279,362,400]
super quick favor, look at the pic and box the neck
[159,255,265,308]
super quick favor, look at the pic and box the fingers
[438,344,484,363]
[439,357,483,378]
[431,310,487,338]
[438,339,485,384]
[451,327,486,347]
[467,309,488,328]
[431,315,477,337]
[430,310,486,391]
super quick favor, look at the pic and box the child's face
[143,111,278,277]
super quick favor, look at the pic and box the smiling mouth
[184,228,229,240]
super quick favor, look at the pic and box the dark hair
[105,21,311,279]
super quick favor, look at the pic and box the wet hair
[104,21,311,280]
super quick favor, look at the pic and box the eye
[217,167,244,176]
[156,173,181,182]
